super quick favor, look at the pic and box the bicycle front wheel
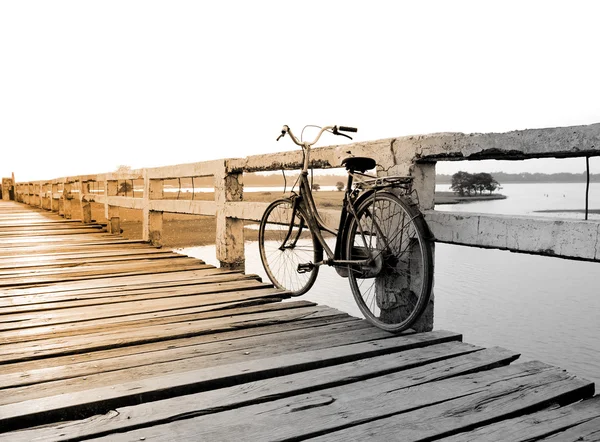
[345,191,433,332]
[258,199,322,296]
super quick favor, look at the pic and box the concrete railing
[13,122,600,329]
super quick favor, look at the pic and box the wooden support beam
[105,180,120,234]
[143,173,164,245]
[215,161,244,271]
[79,181,92,223]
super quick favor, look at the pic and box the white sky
[1,0,599,182]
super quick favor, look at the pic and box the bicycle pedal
[297,263,314,273]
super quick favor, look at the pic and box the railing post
[105,180,120,233]
[376,151,436,333]
[51,182,59,212]
[39,183,43,208]
[63,182,73,219]
[214,161,245,271]
[143,171,164,245]
[409,162,436,332]
[40,183,47,210]
[79,180,92,223]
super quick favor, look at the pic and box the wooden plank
[0,256,201,280]
[0,238,148,252]
[0,252,184,272]
[0,261,213,287]
[0,317,374,388]
[0,286,287,341]
[0,254,190,276]
[0,268,247,303]
[16,343,495,442]
[442,394,600,441]
[0,247,165,261]
[0,303,347,364]
[0,279,274,328]
[0,224,104,232]
[0,309,350,376]
[538,415,600,441]
[0,266,240,296]
[307,366,595,442]
[88,361,593,442]
[0,331,466,434]
[0,272,259,309]
[0,243,159,258]
[0,315,386,406]
[0,228,105,237]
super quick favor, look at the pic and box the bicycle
[258,125,434,332]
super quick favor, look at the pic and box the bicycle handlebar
[276,125,358,146]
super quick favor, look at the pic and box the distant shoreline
[434,191,507,205]
[534,209,600,214]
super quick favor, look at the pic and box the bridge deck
[0,201,598,441]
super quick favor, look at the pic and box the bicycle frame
[276,124,400,271]
[283,169,382,270]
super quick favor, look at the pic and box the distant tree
[336,181,344,192]
[450,171,475,196]
[115,165,134,196]
[311,183,321,191]
[118,181,133,196]
[451,171,500,196]
[484,178,501,194]
[115,165,132,175]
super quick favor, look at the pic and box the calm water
[180,182,600,386]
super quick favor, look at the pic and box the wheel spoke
[346,192,433,332]
[259,199,321,296]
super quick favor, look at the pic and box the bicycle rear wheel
[258,198,322,296]
[345,191,433,332]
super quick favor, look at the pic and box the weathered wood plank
[0,243,159,258]
[0,248,165,263]
[538,415,600,441]
[0,223,104,232]
[0,257,202,280]
[0,255,192,277]
[0,238,148,251]
[0,252,185,273]
[0,280,276,329]
[0,315,387,406]
[0,331,465,433]
[0,228,105,237]
[442,394,600,441]
[0,304,348,364]
[0,267,245,300]
[0,318,374,388]
[0,261,213,287]
[0,272,259,309]
[308,365,595,442]
[0,309,349,376]
[95,361,592,442]
[0,287,287,341]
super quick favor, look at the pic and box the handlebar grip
[338,126,358,133]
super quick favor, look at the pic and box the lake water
[179,182,600,387]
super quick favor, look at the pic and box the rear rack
[353,175,413,191]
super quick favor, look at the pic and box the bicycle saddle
[341,157,377,173]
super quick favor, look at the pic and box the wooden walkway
[0,201,598,441]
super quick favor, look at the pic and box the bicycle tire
[345,191,433,332]
[258,198,322,296]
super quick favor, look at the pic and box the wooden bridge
[1,201,599,440]
[3,122,600,439]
